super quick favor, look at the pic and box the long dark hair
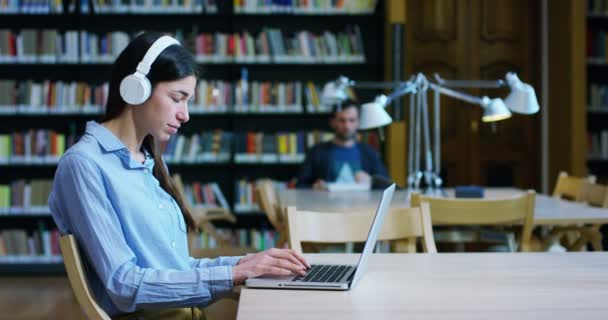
[102,32,198,231]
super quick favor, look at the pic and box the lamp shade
[503,72,540,114]
[359,95,392,129]
[321,76,351,106]
[481,96,511,122]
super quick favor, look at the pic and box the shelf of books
[587,1,608,181]
[0,0,379,15]
[0,27,366,65]
[0,77,336,115]
[0,0,385,273]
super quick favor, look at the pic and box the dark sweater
[296,142,390,188]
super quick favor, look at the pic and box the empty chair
[256,179,288,248]
[552,171,596,201]
[579,181,608,208]
[286,204,437,254]
[410,191,536,252]
[550,181,608,251]
[59,234,111,320]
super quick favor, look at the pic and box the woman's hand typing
[232,248,311,285]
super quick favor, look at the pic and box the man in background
[296,100,390,189]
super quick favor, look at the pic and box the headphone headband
[136,35,180,75]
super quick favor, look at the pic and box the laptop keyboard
[292,265,353,283]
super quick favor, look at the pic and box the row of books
[588,130,608,159]
[0,78,333,114]
[589,0,608,15]
[0,80,108,114]
[193,26,365,63]
[182,181,229,210]
[0,0,62,13]
[0,0,376,15]
[234,79,303,113]
[191,228,280,251]
[162,131,334,164]
[80,0,219,14]
[0,130,76,164]
[162,131,233,164]
[1,28,365,64]
[588,83,608,111]
[0,180,53,215]
[234,0,377,14]
[587,29,608,64]
[233,131,334,163]
[0,226,62,260]
[0,29,80,63]
[234,179,289,213]
[0,178,280,215]
[1,129,378,165]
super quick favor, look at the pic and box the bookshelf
[587,0,608,182]
[0,0,385,274]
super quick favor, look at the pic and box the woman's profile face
[134,75,196,142]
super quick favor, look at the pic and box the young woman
[48,32,309,320]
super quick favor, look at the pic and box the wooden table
[278,188,608,226]
[237,252,608,320]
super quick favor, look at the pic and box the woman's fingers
[267,248,310,269]
[289,249,310,268]
[270,257,306,276]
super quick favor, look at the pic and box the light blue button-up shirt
[48,121,240,316]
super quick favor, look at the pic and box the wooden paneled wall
[400,0,540,188]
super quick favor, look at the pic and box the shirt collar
[85,121,128,153]
[86,121,157,170]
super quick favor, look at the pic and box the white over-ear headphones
[119,35,181,105]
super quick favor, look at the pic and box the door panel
[406,0,539,188]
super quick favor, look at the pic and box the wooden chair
[255,179,288,248]
[286,204,437,254]
[552,171,596,201]
[579,181,608,208]
[59,234,111,320]
[548,181,608,251]
[172,174,254,258]
[410,191,536,252]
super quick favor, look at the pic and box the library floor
[0,277,81,320]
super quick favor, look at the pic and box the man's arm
[361,144,389,178]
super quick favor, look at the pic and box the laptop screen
[349,183,396,287]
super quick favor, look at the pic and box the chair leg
[582,226,604,251]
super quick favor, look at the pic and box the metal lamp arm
[434,73,505,89]
[381,82,417,105]
[352,81,410,89]
[428,83,483,106]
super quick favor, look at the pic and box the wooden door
[405,0,539,188]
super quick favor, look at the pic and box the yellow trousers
[112,307,205,320]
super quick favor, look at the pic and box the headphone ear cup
[120,72,151,105]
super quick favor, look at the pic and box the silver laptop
[245,183,396,291]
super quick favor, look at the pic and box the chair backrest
[256,179,288,247]
[286,204,437,254]
[410,191,536,252]
[552,171,596,201]
[256,179,284,231]
[59,234,111,320]
[579,181,608,208]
